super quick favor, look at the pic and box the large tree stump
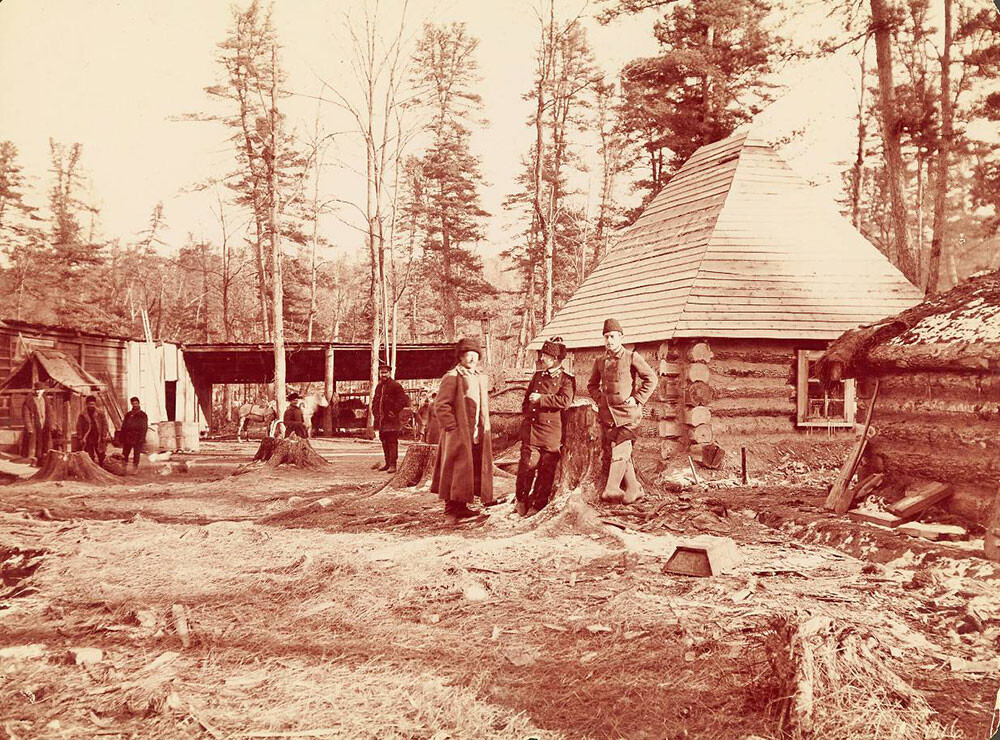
[31,451,122,485]
[985,485,1000,562]
[553,401,607,501]
[389,442,438,488]
[252,437,280,462]
[264,435,331,470]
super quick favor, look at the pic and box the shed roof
[0,349,107,395]
[530,131,923,349]
[817,268,1000,379]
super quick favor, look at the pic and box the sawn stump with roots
[31,451,122,485]
[388,442,438,488]
[251,435,331,470]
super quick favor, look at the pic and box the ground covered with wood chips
[1,439,998,739]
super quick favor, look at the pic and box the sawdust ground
[0,440,996,739]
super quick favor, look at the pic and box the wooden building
[530,131,923,473]
[0,319,205,452]
[818,269,1000,524]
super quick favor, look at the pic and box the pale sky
[0,0,857,261]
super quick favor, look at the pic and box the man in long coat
[432,337,494,519]
[76,395,109,465]
[587,318,657,503]
[371,363,409,473]
[516,336,575,516]
[21,384,53,465]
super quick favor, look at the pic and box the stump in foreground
[31,451,122,485]
[554,401,609,501]
[252,435,331,470]
[388,442,438,488]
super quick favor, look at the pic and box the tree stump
[31,451,122,485]
[389,442,438,488]
[252,437,280,462]
[553,401,607,501]
[263,435,331,470]
[985,485,1000,563]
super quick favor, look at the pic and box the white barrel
[157,421,178,452]
[177,422,200,452]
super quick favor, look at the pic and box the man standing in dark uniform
[283,393,310,438]
[516,337,575,516]
[371,362,409,473]
[587,318,657,503]
[120,396,149,472]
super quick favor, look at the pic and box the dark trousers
[84,436,106,465]
[121,440,142,468]
[516,444,560,509]
[22,427,51,464]
[379,429,399,467]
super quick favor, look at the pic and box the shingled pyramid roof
[531,131,923,349]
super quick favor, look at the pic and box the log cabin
[528,131,923,475]
[817,269,1000,525]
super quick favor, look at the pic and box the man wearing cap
[587,318,656,503]
[283,393,310,439]
[371,362,409,473]
[515,336,575,516]
[21,384,53,466]
[432,337,495,519]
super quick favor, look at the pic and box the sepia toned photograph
[1,0,999,737]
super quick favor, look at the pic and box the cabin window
[796,350,856,428]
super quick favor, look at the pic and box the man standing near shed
[587,318,657,503]
[372,362,409,474]
[77,395,109,465]
[120,396,149,472]
[516,337,575,516]
[21,384,52,466]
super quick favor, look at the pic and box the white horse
[236,400,278,441]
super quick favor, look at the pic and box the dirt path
[1,441,997,739]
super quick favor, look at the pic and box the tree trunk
[851,42,868,230]
[870,0,917,284]
[926,0,952,295]
[268,45,286,422]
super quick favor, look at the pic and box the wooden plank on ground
[847,509,905,528]
[888,482,952,519]
[825,380,879,514]
[898,522,968,542]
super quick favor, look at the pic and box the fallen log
[31,451,122,485]
[888,481,952,519]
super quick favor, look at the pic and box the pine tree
[617,0,781,207]
[409,22,493,340]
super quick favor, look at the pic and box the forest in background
[0,0,998,372]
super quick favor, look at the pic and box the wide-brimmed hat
[540,336,567,361]
[455,336,482,357]
[602,318,624,335]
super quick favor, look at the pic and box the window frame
[796,349,856,428]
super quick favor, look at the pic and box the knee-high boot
[622,444,643,504]
[601,441,630,502]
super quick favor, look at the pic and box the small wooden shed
[530,131,923,473]
[818,269,1000,524]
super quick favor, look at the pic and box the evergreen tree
[617,0,782,207]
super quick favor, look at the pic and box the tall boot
[601,441,630,502]
[622,453,644,504]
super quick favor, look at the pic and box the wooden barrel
[177,422,200,453]
[157,421,178,452]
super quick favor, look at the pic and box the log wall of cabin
[567,336,855,475]
[865,368,1000,524]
